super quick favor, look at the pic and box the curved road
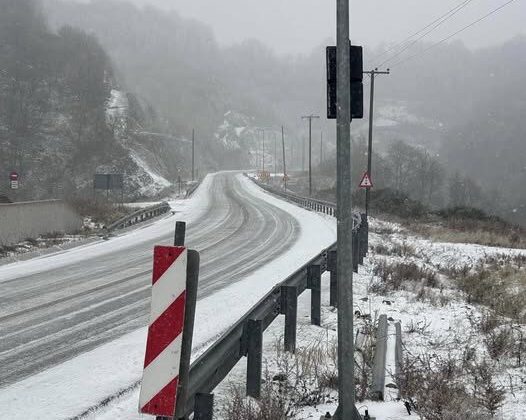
[0,172,300,388]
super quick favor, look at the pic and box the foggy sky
[112,0,525,55]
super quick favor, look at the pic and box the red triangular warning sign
[359,172,373,189]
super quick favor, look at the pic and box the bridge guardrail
[105,202,171,233]
[183,178,370,418]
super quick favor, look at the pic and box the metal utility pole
[262,130,265,174]
[274,132,277,179]
[192,129,195,181]
[301,136,305,172]
[256,128,265,174]
[363,68,389,217]
[320,131,324,166]
[302,115,320,196]
[281,126,287,190]
[336,0,355,418]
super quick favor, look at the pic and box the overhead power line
[371,0,475,65]
[390,0,519,68]
[376,0,476,68]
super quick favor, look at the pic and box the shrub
[371,261,438,293]
[369,188,428,219]
[399,354,486,420]
[67,196,136,226]
[469,360,505,416]
[484,327,513,360]
[456,263,526,323]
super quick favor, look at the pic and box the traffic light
[326,44,363,119]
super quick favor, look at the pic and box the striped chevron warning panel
[139,246,188,417]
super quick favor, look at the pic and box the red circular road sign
[10,172,19,181]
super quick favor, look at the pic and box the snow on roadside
[94,207,526,420]
[0,174,212,283]
[208,217,526,419]
[4,183,525,420]
[0,173,337,420]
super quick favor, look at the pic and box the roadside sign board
[139,246,187,417]
[10,172,19,189]
[326,44,364,119]
[94,174,124,190]
[359,172,373,189]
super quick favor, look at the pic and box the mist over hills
[2,0,525,224]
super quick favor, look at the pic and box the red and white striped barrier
[139,246,188,417]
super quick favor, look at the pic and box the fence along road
[0,172,300,388]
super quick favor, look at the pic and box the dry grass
[370,261,438,295]
[407,222,525,249]
[399,353,504,419]
[373,242,415,258]
[67,196,136,226]
[455,264,526,323]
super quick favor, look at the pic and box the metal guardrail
[249,176,362,229]
[185,181,200,198]
[183,180,370,418]
[106,202,171,232]
[372,314,388,401]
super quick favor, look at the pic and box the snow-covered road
[0,172,301,387]
[0,172,337,419]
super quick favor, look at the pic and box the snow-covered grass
[213,216,526,420]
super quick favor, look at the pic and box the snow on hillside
[103,89,173,197]
[370,102,441,130]
[214,110,253,150]
[127,149,171,195]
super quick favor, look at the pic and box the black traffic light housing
[326,44,363,119]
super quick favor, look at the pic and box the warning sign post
[139,221,200,419]
[359,172,373,189]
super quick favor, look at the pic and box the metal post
[174,221,186,247]
[308,265,321,326]
[173,223,200,420]
[193,393,214,420]
[274,132,277,180]
[359,227,365,265]
[360,214,367,262]
[192,129,195,182]
[302,115,320,196]
[309,118,312,196]
[173,250,199,419]
[281,286,298,353]
[262,130,265,176]
[246,319,263,398]
[365,71,375,218]
[365,217,369,254]
[302,136,305,172]
[328,250,338,307]
[336,0,355,416]
[371,314,388,401]
[282,126,287,190]
[394,322,403,399]
[363,69,389,217]
[320,131,323,166]
[353,232,359,273]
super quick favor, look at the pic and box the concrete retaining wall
[0,200,83,246]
